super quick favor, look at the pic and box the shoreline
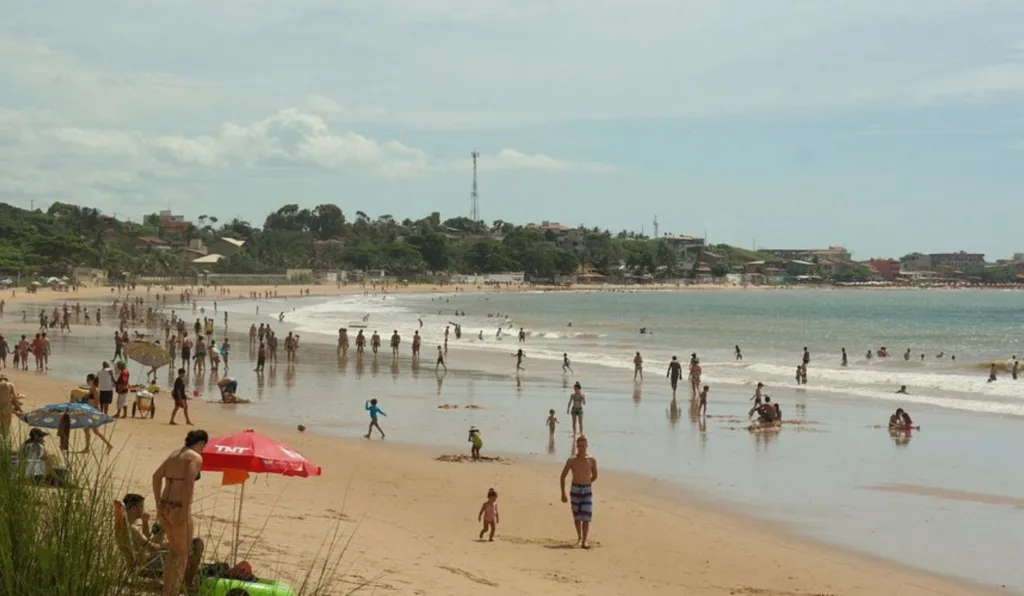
[3,369,997,595]
[0,290,1005,594]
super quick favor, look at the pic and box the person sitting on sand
[757,397,780,424]
[216,377,247,404]
[116,493,204,584]
[468,427,483,460]
[365,399,386,439]
[889,408,914,429]
[559,435,598,549]
[478,488,499,541]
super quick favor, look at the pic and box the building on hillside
[867,258,901,281]
[158,210,192,240]
[762,246,852,263]
[660,234,705,259]
[900,253,932,272]
[929,252,986,275]
[178,247,208,261]
[207,237,245,257]
[133,236,170,250]
[526,221,569,233]
[286,268,315,281]
[192,254,225,265]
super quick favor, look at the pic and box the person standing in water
[546,409,559,436]
[697,385,709,417]
[566,382,586,435]
[689,358,702,398]
[152,429,208,596]
[1011,357,1019,381]
[560,435,598,549]
[841,347,848,367]
[562,353,573,374]
[802,347,810,368]
[666,356,683,397]
[734,345,742,361]
[412,331,421,359]
[518,327,526,343]
[633,352,643,381]
[988,363,998,383]
[364,399,386,439]
[435,346,447,373]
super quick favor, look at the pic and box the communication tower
[470,151,480,222]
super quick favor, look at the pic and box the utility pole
[470,151,480,222]
[653,215,659,239]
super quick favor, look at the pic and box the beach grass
[0,433,364,596]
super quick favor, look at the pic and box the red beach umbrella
[201,429,322,563]
[201,428,322,477]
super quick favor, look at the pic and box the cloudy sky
[2,0,1023,258]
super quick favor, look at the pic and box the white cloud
[0,106,613,210]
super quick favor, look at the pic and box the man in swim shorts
[560,435,598,549]
[666,356,682,397]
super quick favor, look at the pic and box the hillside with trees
[0,201,836,282]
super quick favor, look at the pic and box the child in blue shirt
[365,399,386,439]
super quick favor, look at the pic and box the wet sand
[0,294,1016,593]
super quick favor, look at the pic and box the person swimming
[895,385,908,394]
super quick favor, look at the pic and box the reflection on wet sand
[870,483,1024,508]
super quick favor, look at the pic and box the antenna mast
[470,151,480,222]
[653,215,659,238]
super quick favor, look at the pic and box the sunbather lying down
[115,494,204,587]
[216,378,250,404]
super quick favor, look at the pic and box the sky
[2,0,1023,259]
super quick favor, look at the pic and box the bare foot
[169,421,178,425]
[364,434,371,439]
[581,543,590,549]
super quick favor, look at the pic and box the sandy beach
[0,289,999,595]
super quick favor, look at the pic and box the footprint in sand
[436,454,507,464]
[438,565,499,587]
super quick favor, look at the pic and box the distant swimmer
[878,347,890,358]
[566,382,586,435]
[418,318,423,327]
[666,356,683,397]
[988,363,998,383]
[841,347,848,367]
[936,352,944,359]
[362,314,370,322]
[734,345,742,361]
[512,349,526,372]
[518,327,526,343]
[904,348,911,361]
[633,352,643,381]
[865,349,873,360]
[896,385,908,394]
[496,328,502,340]
[478,330,484,341]
[562,353,573,374]
[278,312,285,322]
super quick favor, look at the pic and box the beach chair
[132,391,156,419]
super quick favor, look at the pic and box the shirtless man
[371,330,381,355]
[152,430,208,596]
[633,352,643,381]
[411,331,421,359]
[560,435,598,549]
[338,328,349,357]
[390,330,401,357]
[666,356,682,397]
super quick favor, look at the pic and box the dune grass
[0,432,367,595]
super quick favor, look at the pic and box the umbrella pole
[233,480,245,565]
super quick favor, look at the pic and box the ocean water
[279,289,1024,417]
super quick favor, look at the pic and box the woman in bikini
[566,382,586,435]
[152,429,208,596]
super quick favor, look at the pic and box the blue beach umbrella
[19,402,114,430]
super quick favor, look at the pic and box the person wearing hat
[0,373,20,437]
[468,426,483,460]
[21,428,49,483]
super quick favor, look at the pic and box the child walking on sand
[546,409,559,435]
[365,399,386,439]
[468,426,483,460]
[478,488,499,541]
